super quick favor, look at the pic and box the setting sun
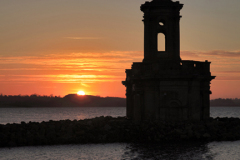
[77,91,85,95]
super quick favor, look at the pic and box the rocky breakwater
[1,116,240,147]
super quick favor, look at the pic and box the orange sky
[1,0,240,99]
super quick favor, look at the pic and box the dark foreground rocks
[1,116,240,148]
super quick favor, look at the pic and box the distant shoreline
[1,94,240,107]
[0,94,126,108]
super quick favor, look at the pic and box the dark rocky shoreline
[1,116,240,148]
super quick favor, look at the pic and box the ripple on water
[1,141,240,160]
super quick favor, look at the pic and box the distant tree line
[0,94,126,107]
[0,94,239,107]
[210,98,240,107]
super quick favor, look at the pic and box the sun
[77,91,85,95]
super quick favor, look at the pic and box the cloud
[204,50,240,57]
[181,50,240,66]
[179,50,240,81]
[212,71,240,80]
[0,51,143,72]
[0,68,44,71]
[0,51,142,83]
[1,50,240,83]
[65,37,103,40]
[181,50,240,59]
[213,71,240,74]
[1,74,122,84]
[215,76,240,81]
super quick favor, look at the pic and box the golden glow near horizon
[77,91,85,96]
[0,0,240,99]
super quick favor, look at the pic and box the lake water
[0,107,125,124]
[0,106,240,160]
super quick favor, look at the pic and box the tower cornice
[141,0,183,12]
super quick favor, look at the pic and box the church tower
[122,0,215,121]
[142,0,182,63]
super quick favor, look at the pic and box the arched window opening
[158,33,165,52]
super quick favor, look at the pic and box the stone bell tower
[122,0,215,121]
[142,0,182,63]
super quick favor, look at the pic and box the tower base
[122,60,215,122]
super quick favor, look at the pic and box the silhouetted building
[122,0,215,121]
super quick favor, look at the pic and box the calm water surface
[1,106,240,125]
[0,106,240,160]
[0,107,125,124]
[1,141,240,160]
